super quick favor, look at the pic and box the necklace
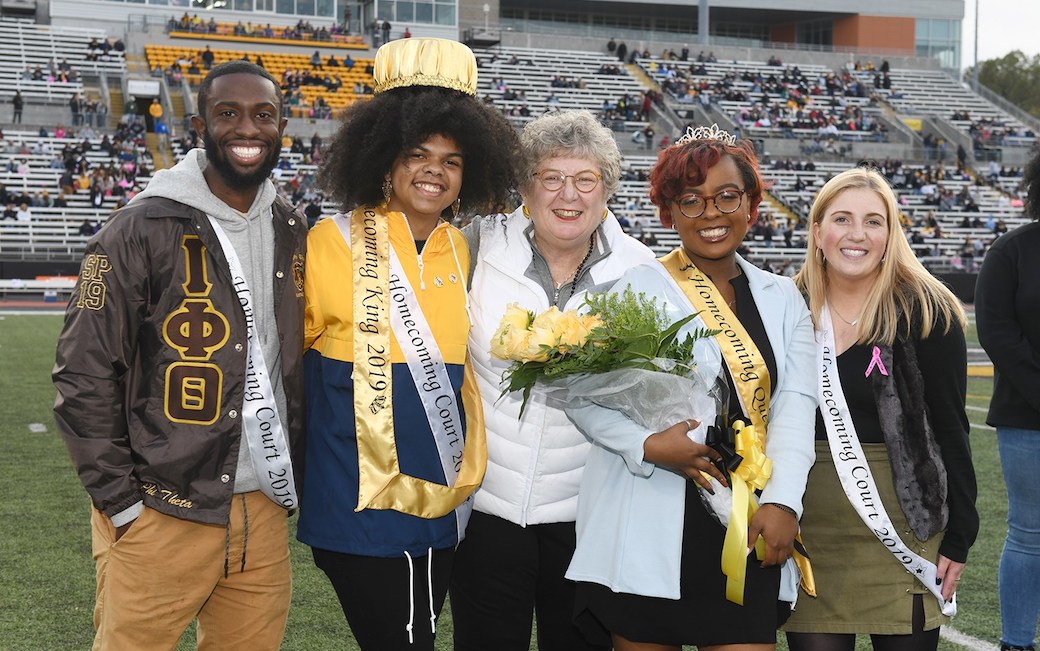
[831,303,860,326]
[551,232,596,303]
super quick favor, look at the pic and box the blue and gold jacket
[297,209,485,557]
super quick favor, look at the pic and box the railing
[968,78,1040,135]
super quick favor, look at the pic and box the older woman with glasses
[450,109,655,651]
[562,124,817,651]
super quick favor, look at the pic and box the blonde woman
[786,167,978,651]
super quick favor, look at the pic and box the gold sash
[350,206,486,518]
[660,249,815,603]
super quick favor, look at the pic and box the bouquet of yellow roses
[491,285,738,539]
[490,286,723,418]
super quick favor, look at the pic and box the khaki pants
[90,491,291,651]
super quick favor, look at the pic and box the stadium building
[36,0,964,69]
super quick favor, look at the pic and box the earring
[747,214,752,223]
[382,179,392,204]
[451,198,461,219]
[521,204,530,219]
[602,208,608,222]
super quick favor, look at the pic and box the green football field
[0,311,1008,650]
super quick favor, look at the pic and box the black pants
[450,511,609,651]
[312,547,454,651]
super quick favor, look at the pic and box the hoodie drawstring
[404,550,415,644]
[403,548,437,644]
[399,213,427,290]
[445,230,470,314]
[426,547,436,635]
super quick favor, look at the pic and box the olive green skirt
[784,442,949,635]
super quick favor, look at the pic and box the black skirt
[574,480,789,647]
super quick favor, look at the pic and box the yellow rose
[490,304,534,361]
[554,311,597,351]
[521,307,564,362]
[530,306,564,332]
[491,327,531,361]
[500,303,533,331]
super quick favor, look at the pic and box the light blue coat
[564,255,818,600]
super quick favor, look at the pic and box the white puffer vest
[467,207,654,525]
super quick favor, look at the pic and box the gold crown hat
[373,38,478,96]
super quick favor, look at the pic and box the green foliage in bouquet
[492,286,720,411]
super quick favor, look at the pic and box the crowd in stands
[19,60,81,85]
[598,90,663,131]
[3,27,1034,280]
[167,14,360,46]
[283,69,346,94]
[480,52,535,68]
[1,119,151,204]
[654,60,889,142]
[85,36,125,61]
[147,43,376,121]
[952,111,1039,148]
[609,36,722,67]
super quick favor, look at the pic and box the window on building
[916,18,960,69]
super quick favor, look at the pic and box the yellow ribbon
[721,420,772,604]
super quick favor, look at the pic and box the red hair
[648,138,767,229]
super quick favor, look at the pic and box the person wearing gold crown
[296,38,519,650]
[561,124,818,650]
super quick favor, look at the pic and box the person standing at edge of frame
[976,146,1040,651]
[53,60,307,651]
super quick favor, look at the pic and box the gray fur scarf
[870,333,949,541]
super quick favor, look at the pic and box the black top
[725,271,777,426]
[975,221,1040,428]
[814,318,978,562]
[814,345,884,443]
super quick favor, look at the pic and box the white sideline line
[941,625,1000,651]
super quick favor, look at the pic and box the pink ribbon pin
[865,345,889,378]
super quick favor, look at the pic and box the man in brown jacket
[53,60,307,650]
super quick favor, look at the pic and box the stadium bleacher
[641,57,893,145]
[472,46,652,134]
[0,14,1035,296]
[0,18,126,105]
[145,44,374,118]
[872,67,1037,149]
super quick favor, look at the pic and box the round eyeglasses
[532,169,602,193]
[674,189,746,219]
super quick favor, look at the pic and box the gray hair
[519,110,622,200]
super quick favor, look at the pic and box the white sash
[816,305,955,615]
[334,215,467,496]
[208,217,298,509]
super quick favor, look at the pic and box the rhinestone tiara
[675,123,737,146]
